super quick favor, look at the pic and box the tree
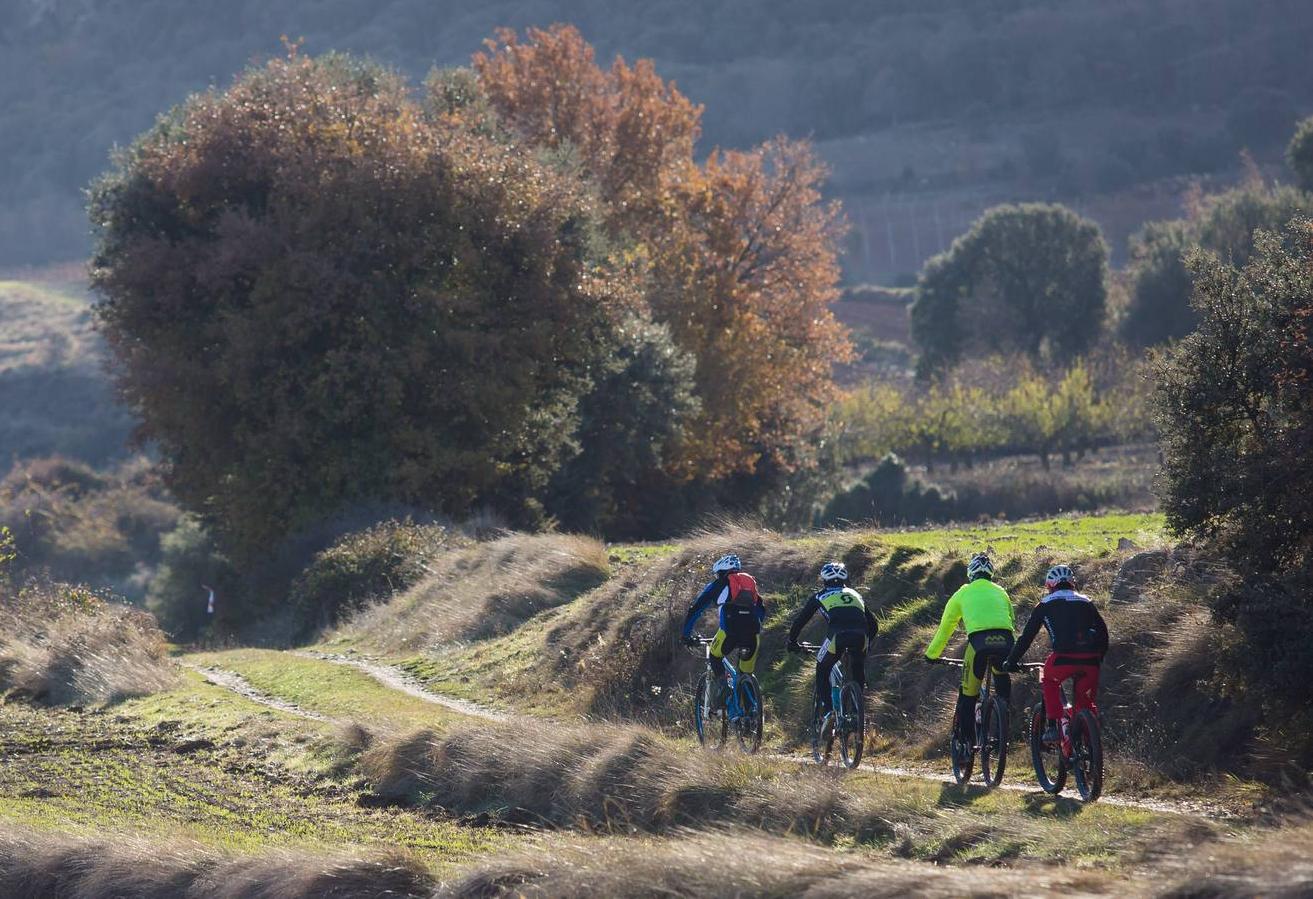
[910,203,1109,374]
[90,54,634,556]
[1287,116,1313,192]
[472,25,851,486]
[1153,221,1313,574]
[1123,177,1313,348]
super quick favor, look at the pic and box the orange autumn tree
[473,25,850,484]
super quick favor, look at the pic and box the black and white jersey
[1011,589,1109,661]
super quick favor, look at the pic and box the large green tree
[90,54,652,556]
[910,203,1108,375]
[1153,221,1313,573]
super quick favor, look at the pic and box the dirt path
[180,662,330,722]
[295,651,510,723]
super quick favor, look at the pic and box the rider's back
[927,579,1014,658]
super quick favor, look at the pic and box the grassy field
[3,510,1306,896]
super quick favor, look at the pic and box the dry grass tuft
[0,825,434,899]
[438,828,1111,897]
[0,581,176,705]
[340,533,610,653]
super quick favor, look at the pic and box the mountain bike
[938,657,1008,787]
[799,641,865,769]
[1021,661,1103,801]
[688,635,763,753]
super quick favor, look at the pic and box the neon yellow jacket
[924,578,1015,660]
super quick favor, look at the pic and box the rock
[1117,537,1139,551]
[1111,550,1171,603]
[171,738,216,754]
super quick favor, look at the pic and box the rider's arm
[1092,607,1109,657]
[924,591,963,660]
[681,580,721,638]
[1006,602,1046,665]
[754,594,766,625]
[787,594,821,644]
[864,606,879,639]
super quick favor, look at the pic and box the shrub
[820,454,953,527]
[1287,116,1313,192]
[289,519,458,632]
[0,580,175,705]
[145,516,240,641]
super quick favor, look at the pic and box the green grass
[871,512,1165,555]
[0,702,505,864]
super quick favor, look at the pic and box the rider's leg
[1070,663,1100,714]
[842,632,869,689]
[707,628,730,705]
[970,630,1014,703]
[1039,653,1066,741]
[958,642,982,744]
[815,638,837,713]
[736,630,761,675]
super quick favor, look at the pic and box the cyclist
[924,552,1015,748]
[681,553,765,708]
[786,562,878,715]
[1003,564,1108,744]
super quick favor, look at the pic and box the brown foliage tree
[90,54,635,556]
[474,26,850,484]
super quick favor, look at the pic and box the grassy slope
[0,275,132,464]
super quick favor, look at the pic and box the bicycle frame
[708,642,746,719]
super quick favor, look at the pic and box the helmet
[967,553,994,581]
[820,561,848,583]
[712,553,741,575]
[1044,564,1076,591]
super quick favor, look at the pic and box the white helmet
[820,561,848,583]
[967,553,994,581]
[712,553,741,575]
[1044,564,1076,591]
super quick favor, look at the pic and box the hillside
[0,266,133,464]
[5,512,1309,896]
[5,0,1313,280]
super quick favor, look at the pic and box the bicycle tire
[1071,709,1103,802]
[980,697,1008,787]
[811,703,835,765]
[693,672,728,749]
[838,681,864,769]
[1029,704,1067,794]
[950,708,974,785]
[736,675,764,754]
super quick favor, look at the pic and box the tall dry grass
[339,533,611,653]
[0,825,433,899]
[0,581,176,704]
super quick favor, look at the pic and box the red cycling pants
[1042,653,1100,720]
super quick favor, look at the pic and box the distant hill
[0,267,133,465]
[4,0,1312,279]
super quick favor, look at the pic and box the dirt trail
[180,662,329,722]
[295,651,510,723]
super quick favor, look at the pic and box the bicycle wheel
[979,697,1008,787]
[693,672,727,749]
[950,708,974,785]
[811,703,835,765]
[1029,704,1067,794]
[1071,709,1103,802]
[735,675,764,754]
[838,682,865,769]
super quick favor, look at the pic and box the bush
[820,454,953,527]
[145,516,240,641]
[0,580,175,705]
[0,456,181,597]
[1287,116,1313,192]
[289,519,458,632]
[1153,223,1313,574]
[1123,178,1313,347]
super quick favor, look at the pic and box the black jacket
[1007,589,1109,665]
[788,586,879,643]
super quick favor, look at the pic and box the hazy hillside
[0,266,132,464]
[4,0,1313,280]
